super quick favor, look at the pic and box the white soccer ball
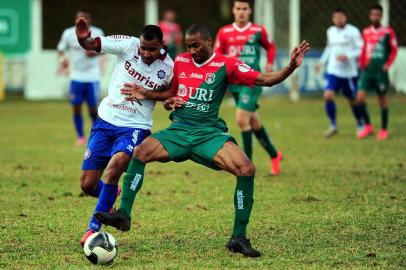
[83,232,118,265]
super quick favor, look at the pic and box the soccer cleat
[95,208,131,232]
[324,126,338,138]
[270,152,283,176]
[226,236,261,257]
[377,129,389,140]
[80,229,95,247]
[76,136,86,146]
[357,124,374,139]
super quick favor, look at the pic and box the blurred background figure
[57,9,104,146]
[158,9,183,59]
[316,8,363,138]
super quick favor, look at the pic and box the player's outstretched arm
[256,40,310,87]
[75,17,98,51]
[121,83,175,102]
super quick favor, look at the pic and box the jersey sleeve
[385,28,398,68]
[358,30,368,69]
[259,26,276,65]
[57,30,69,52]
[214,28,226,55]
[228,59,260,87]
[96,35,134,55]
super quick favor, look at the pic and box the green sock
[232,176,254,238]
[359,103,371,125]
[254,127,277,158]
[120,158,145,218]
[381,108,388,130]
[241,130,253,160]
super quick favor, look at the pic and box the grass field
[0,95,405,269]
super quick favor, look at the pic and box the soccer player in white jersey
[316,8,363,138]
[57,10,104,145]
[74,17,174,246]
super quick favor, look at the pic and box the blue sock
[351,104,363,127]
[73,113,84,137]
[88,179,104,198]
[87,183,118,232]
[325,100,336,128]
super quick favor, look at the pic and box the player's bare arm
[75,17,98,50]
[256,40,310,87]
[120,83,175,102]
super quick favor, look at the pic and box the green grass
[0,95,405,269]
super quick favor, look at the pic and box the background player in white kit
[316,8,363,138]
[57,9,104,145]
[74,17,174,245]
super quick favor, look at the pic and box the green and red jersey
[358,25,398,73]
[170,52,260,128]
[214,22,276,71]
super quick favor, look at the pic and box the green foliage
[0,96,405,269]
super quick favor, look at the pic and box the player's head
[233,0,252,24]
[185,24,212,64]
[139,25,164,65]
[332,8,347,28]
[162,9,176,23]
[369,4,383,26]
[76,9,91,25]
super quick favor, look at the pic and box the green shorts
[151,122,236,170]
[358,71,389,96]
[229,85,262,112]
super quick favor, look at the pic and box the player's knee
[80,174,97,194]
[134,145,149,162]
[238,161,256,176]
[103,168,121,184]
[236,117,250,130]
[324,91,334,101]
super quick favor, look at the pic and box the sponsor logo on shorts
[242,94,249,103]
[130,174,142,191]
[236,190,244,210]
[83,148,91,160]
[127,145,134,152]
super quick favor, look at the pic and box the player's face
[369,9,382,26]
[185,33,212,64]
[232,2,251,24]
[76,12,91,25]
[332,12,347,28]
[139,37,163,65]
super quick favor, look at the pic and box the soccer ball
[83,232,118,265]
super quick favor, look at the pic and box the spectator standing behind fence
[158,9,183,59]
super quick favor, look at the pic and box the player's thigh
[103,152,132,184]
[236,85,262,112]
[82,120,114,171]
[141,127,191,162]
[212,141,255,176]
[70,80,85,106]
[375,72,390,97]
[85,82,100,107]
[342,77,358,101]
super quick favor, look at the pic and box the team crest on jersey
[205,73,216,84]
[83,148,91,160]
[157,70,166,79]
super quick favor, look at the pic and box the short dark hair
[141,25,163,42]
[370,4,383,13]
[185,24,211,40]
[333,7,346,15]
[233,0,252,7]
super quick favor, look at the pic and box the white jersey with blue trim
[319,24,362,78]
[57,26,104,82]
[97,35,173,129]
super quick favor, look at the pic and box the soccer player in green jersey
[215,0,283,175]
[357,4,398,140]
[96,24,309,257]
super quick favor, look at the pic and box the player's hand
[121,83,146,104]
[163,97,184,111]
[337,54,348,62]
[315,63,322,73]
[265,64,273,73]
[75,17,91,40]
[289,40,310,68]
